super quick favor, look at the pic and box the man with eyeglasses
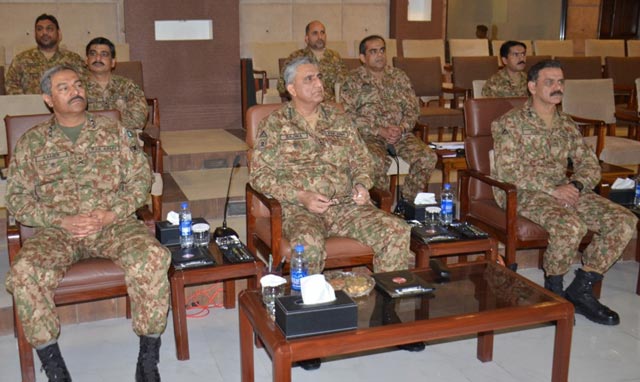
[85,37,149,131]
[277,20,347,102]
[341,35,436,206]
[482,40,529,97]
[5,14,87,94]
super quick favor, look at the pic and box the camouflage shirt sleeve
[249,106,302,204]
[109,123,153,218]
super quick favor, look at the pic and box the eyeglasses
[509,51,526,58]
[88,50,112,58]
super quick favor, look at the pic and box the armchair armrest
[441,86,469,108]
[369,187,392,212]
[246,183,283,266]
[7,221,21,265]
[458,168,518,248]
[567,115,607,156]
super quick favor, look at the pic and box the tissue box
[608,189,635,206]
[404,202,438,221]
[155,217,208,246]
[274,290,357,339]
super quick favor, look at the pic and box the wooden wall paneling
[124,1,240,131]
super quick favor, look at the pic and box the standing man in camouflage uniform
[251,56,411,275]
[482,40,528,98]
[5,14,87,94]
[277,20,347,102]
[341,35,436,204]
[491,59,637,326]
[5,65,169,381]
[85,37,149,131]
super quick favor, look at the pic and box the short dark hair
[40,65,78,95]
[86,37,116,59]
[500,40,526,58]
[359,35,385,56]
[35,14,59,29]
[527,59,563,83]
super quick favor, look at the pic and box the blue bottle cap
[444,183,451,189]
[294,244,304,253]
[181,202,188,209]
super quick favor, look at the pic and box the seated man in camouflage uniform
[5,65,170,381]
[251,56,411,275]
[277,20,347,102]
[5,13,87,94]
[482,40,528,98]
[85,37,149,131]
[341,35,437,205]
[491,59,638,326]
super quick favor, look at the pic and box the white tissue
[611,178,635,190]
[300,274,336,304]
[260,274,287,288]
[413,192,436,205]
[166,211,180,225]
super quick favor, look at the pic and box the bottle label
[180,221,192,236]
[441,199,453,214]
[291,269,307,291]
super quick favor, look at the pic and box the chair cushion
[584,136,640,165]
[55,258,126,299]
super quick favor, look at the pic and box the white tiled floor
[1,262,639,382]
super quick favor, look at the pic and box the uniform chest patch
[280,132,309,141]
[323,131,347,138]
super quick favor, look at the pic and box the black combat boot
[36,342,72,381]
[136,336,161,382]
[564,269,620,326]
[543,274,564,295]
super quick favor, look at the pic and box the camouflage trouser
[5,218,171,347]
[516,191,638,275]
[364,133,437,202]
[282,202,411,274]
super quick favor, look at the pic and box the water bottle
[179,202,194,248]
[635,175,640,207]
[290,244,308,292]
[440,183,455,225]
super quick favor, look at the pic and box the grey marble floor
[0,262,639,382]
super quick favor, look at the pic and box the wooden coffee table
[169,244,259,360]
[410,230,498,269]
[239,262,574,382]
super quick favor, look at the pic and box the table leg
[239,305,255,382]
[552,317,573,382]
[272,348,292,382]
[223,279,236,309]
[170,274,190,360]
[476,331,494,362]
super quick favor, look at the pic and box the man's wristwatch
[569,180,584,192]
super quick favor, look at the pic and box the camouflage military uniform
[4,48,88,95]
[86,74,149,131]
[481,69,528,98]
[277,48,347,102]
[250,102,411,274]
[5,113,170,347]
[491,100,637,275]
[341,66,437,202]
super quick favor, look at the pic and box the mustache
[69,95,85,104]
[518,61,525,65]
[91,61,104,66]
[550,91,563,97]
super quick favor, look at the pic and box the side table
[410,232,498,269]
[169,244,259,360]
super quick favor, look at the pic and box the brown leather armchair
[245,103,392,271]
[4,110,162,382]
[112,60,160,129]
